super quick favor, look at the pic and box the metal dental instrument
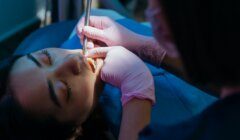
[83,0,92,56]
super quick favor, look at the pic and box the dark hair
[0,95,76,140]
[0,95,115,140]
[77,105,116,140]
[0,55,22,99]
[160,0,240,87]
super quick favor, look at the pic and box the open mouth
[86,58,97,73]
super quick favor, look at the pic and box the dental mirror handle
[83,0,92,55]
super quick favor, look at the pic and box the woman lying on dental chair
[0,8,215,140]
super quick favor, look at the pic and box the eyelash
[41,50,52,65]
[62,80,72,102]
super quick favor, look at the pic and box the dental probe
[83,0,92,56]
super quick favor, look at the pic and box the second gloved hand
[86,46,155,106]
[77,16,151,52]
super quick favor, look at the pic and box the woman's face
[9,48,103,125]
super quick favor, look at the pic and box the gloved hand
[86,46,155,106]
[76,16,151,52]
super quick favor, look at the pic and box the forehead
[11,55,41,74]
[9,56,52,115]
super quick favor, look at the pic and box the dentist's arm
[120,99,151,140]
[87,47,155,140]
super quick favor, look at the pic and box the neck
[221,86,240,98]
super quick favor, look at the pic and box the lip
[84,57,96,73]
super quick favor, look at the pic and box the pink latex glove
[76,16,149,52]
[86,46,155,106]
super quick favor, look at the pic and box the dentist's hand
[76,16,150,51]
[77,16,167,67]
[86,46,155,105]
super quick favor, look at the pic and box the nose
[54,54,82,77]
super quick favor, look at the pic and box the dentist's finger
[82,26,106,42]
[86,39,94,49]
[76,17,85,33]
[86,47,113,58]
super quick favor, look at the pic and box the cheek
[62,74,98,123]
[58,82,95,123]
[73,75,96,108]
[79,79,95,106]
[70,85,94,122]
[77,72,97,93]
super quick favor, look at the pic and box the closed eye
[62,80,72,102]
[41,50,53,65]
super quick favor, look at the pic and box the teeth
[87,58,96,72]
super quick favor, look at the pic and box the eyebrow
[27,53,61,108]
[27,54,42,67]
